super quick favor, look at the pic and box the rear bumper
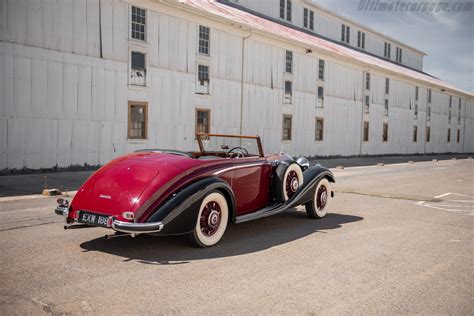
[54,206,163,234]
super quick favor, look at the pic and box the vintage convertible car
[55,133,335,247]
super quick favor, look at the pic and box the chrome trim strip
[111,220,164,234]
[213,162,264,175]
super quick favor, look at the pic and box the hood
[70,153,185,219]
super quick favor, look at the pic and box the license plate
[77,211,110,227]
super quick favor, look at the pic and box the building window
[427,106,431,121]
[285,50,293,73]
[196,64,210,95]
[385,78,390,94]
[449,95,452,108]
[280,0,291,21]
[128,102,147,139]
[303,8,314,30]
[282,115,292,140]
[363,121,369,142]
[365,72,370,90]
[341,24,350,43]
[384,99,389,116]
[428,89,432,103]
[357,31,365,49]
[315,117,324,141]
[457,129,460,143]
[318,59,325,80]
[447,128,451,142]
[365,95,370,113]
[413,126,417,142]
[196,109,210,134]
[384,42,391,59]
[131,6,146,41]
[198,25,210,55]
[383,123,388,142]
[415,86,419,101]
[415,103,418,118]
[130,51,146,86]
[318,87,324,100]
[426,127,430,142]
[284,80,292,103]
[396,47,402,63]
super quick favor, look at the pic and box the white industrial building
[0,0,473,171]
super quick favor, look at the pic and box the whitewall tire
[305,178,331,219]
[190,191,229,247]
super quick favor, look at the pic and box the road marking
[416,193,474,216]
[434,192,452,199]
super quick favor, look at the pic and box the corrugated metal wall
[0,0,472,170]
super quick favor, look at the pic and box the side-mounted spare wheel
[305,178,331,219]
[190,190,229,247]
[275,163,304,202]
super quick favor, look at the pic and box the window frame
[195,108,211,135]
[383,123,388,142]
[457,129,460,143]
[317,86,324,100]
[447,128,451,142]
[284,80,292,104]
[130,5,146,42]
[413,125,418,142]
[385,78,390,94]
[315,117,324,141]
[318,59,325,81]
[363,121,369,142]
[127,101,148,140]
[426,126,430,142]
[366,72,370,90]
[285,50,293,73]
[129,48,147,87]
[282,114,293,141]
[198,25,210,55]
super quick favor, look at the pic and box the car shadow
[80,209,363,264]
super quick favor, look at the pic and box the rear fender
[145,177,236,235]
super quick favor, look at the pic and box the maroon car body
[55,134,335,247]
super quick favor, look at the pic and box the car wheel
[305,178,331,219]
[275,163,304,202]
[190,191,229,247]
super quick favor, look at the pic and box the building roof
[176,0,472,98]
[301,0,427,56]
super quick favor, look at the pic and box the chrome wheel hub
[208,210,220,228]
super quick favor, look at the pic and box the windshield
[196,134,263,157]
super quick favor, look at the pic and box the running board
[235,202,285,223]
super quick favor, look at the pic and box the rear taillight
[57,198,69,206]
[122,212,135,220]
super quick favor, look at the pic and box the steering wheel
[227,146,249,158]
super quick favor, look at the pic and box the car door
[230,158,272,215]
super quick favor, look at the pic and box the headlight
[296,157,310,171]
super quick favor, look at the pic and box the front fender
[145,177,236,235]
[287,165,335,208]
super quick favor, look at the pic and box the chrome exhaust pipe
[104,233,131,240]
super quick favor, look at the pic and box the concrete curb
[0,191,77,203]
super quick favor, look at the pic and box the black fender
[288,165,335,208]
[146,177,236,235]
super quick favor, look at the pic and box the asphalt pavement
[0,158,472,314]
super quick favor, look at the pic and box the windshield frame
[196,133,264,158]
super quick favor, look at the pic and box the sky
[314,0,474,94]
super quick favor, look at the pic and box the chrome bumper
[55,206,163,234]
[111,220,164,234]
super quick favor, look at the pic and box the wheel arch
[145,177,236,234]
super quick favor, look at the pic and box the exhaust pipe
[104,233,131,240]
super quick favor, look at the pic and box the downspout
[359,70,366,156]
[239,30,252,142]
[99,0,103,58]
